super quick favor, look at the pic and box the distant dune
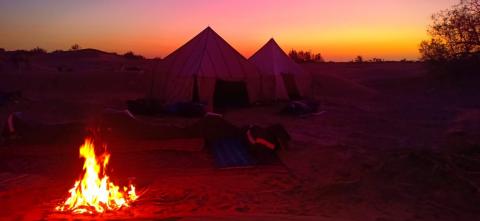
[302,63,378,100]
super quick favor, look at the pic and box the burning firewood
[55,137,138,214]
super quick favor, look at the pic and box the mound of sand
[444,109,480,153]
[0,49,152,76]
[360,150,480,219]
[302,62,427,83]
[302,64,377,101]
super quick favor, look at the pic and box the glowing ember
[55,138,138,214]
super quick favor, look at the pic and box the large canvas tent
[154,27,262,110]
[250,38,312,100]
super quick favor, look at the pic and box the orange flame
[55,138,138,214]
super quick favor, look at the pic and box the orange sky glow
[0,0,458,61]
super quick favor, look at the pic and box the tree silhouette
[420,0,480,63]
[70,44,81,51]
[354,55,364,63]
[288,49,324,63]
[313,53,325,63]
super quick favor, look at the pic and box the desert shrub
[70,44,81,51]
[369,58,384,63]
[30,47,47,54]
[123,51,145,60]
[354,55,364,63]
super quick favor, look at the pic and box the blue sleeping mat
[212,138,256,169]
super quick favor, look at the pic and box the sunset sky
[0,0,457,61]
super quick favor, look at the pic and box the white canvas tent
[250,38,312,100]
[154,27,262,109]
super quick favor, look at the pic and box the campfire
[55,138,138,214]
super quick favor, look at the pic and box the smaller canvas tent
[250,38,312,100]
[153,27,262,110]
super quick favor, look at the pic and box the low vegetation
[70,44,81,51]
[30,47,47,54]
[123,51,145,60]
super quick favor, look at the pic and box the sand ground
[1,60,480,220]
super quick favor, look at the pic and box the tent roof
[249,38,307,76]
[162,27,260,79]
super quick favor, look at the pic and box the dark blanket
[244,124,291,151]
[164,102,206,117]
[209,122,291,168]
[127,99,206,118]
[1,112,87,144]
[281,100,319,116]
[126,98,163,116]
[0,91,22,107]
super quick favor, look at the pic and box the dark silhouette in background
[354,55,364,63]
[420,0,480,75]
[288,50,324,63]
[70,44,81,51]
[123,51,145,60]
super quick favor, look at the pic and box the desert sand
[1,51,479,220]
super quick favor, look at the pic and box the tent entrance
[213,80,249,110]
[282,73,301,100]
